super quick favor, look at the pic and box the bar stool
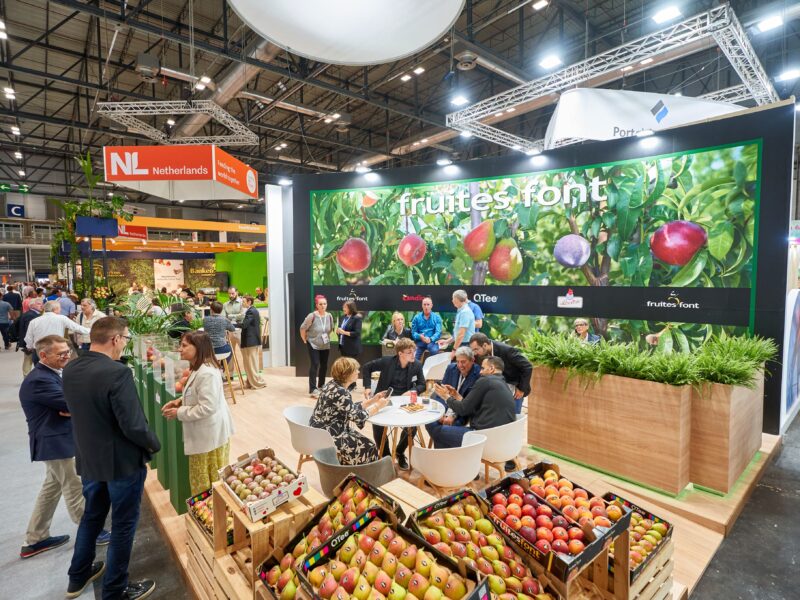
[227,331,247,391]
[215,350,238,404]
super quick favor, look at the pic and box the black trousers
[308,347,329,393]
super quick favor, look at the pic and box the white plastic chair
[409,432,487,495]
[283,406,335,472]
[478,415,526,482]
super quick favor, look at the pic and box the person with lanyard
[451,289,476,351]
[410,297,443,360]
[336,300,362,360]
[361,338,426,471]
[299,295,334,397]
[76,299,106,353]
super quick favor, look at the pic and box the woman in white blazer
[162,331,235,494]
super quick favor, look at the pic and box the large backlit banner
[294,103,795,433]
[311,142,759,351]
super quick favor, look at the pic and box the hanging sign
[103,144,258,201]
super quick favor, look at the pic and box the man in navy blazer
[19,335,109,560]
[425,346,482,444]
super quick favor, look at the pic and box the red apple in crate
[568,539,586,556]
[509,483,525,497]
[492,493,507,507]
[551,539,570,554]
[534,539,551,554]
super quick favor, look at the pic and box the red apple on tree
[649,220,707,266]
[336,238,372,273]
[397,233,427,267]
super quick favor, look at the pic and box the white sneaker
[310,388,321,398]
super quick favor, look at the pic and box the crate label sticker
[274,491,289,507]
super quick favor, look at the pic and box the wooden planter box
[529,367,692,495]
[689,371,764,494]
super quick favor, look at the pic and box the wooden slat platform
[142,366,777,599]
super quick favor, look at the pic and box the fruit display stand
[151,358,171,489]
[163,353,192,514]
[259,505,490,600]
[689,371,765,494]
[212,479,327,599]
[187,489,232,600]
[529,367,692,495]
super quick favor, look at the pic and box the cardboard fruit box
[480,473,630,583]
[258,506,488,600]
[603,493,673,583]
[220,448,309,522]
[405,488,560,598]
[186,487,234,546]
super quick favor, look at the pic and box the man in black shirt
[429,356,517,448]
[470,333,533,471]
[361,338,425,471]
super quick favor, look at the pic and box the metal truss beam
[699,84,753,104]
[711,9,779,105]
[96,100,259,145]
[448,5,778,152]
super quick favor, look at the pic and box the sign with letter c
[6,203,24,218]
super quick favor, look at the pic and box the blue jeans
[214,343,233,364]
[415,340,439,361]
[426,422,473,448]
[515,398,523,413]
[68,467,146,600]
[0,322,9,347]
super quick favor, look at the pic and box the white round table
[368,396,445,463]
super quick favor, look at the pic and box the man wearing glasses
[19,335,110,560]
[63,317,161,600]
[573,318,601,344]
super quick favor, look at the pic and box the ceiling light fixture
[413,66,425,75]
[0,20,5,29]
[199,75,212,85]
[436,158,452,166]
[621,66,634,72]
[494,112,504,117]
[412,141,420,146]
[278,178,292,186]
[459,131,473,138]
[0,32,7,41]
[777,68,800,82]
[532,0,548,10]
[652,6,681,24]
[18,169,25,177]
[451,94,469,106]
[355,165,371,174]
[166,118,175,126]
[364,172,379,182]
[178,199,185,203]
[525,148,541,156]
[3,87,14,95]
[14,151,22,159]
[400,74,412,82]
[194,82,206,91]
[331,113,341,119]
[421,138,429,143]
[323,118,332,124]
[530,155,547,166]
[11,126,20,135]
[443,165,459,175]
[757,15,783,32]
[539,54,562,69]
[512,144,522,150]
[640,58,654,65]
[506,107,516,113]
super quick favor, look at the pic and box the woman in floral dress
[310,357,390,465]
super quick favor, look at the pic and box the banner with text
[311,141,760,349]
[153,258,185,292]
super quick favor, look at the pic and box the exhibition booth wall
[292,103,795,435]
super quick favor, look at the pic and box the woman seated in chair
[310,357,389,466]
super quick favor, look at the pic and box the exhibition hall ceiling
[0,0,797,209]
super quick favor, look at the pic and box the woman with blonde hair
[381,312,411,341]
[309,357,389,465]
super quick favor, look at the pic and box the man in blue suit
[19,335,109,560]
[425,346,481,447]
